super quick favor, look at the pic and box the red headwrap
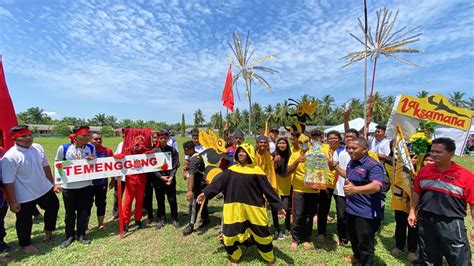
[69,128,91,143]
[11,128,32,139]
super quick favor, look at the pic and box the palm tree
[264,104,274,124]
[416,90,429,98]
[468,97,474,110]
[193,109,205,128]
[448,91,467,108]
[92,113,107,126]
[348,98,365,119]
[318,95,335,125]
[252,102,264,132]
[228,31,278,135]
[371,92,386,123]
[22,107,49,124]
[210,112,223,131]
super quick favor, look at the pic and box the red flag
[221,64,234,112]
[0,56,18,157]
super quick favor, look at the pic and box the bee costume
[203,143,283,263]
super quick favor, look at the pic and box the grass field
[2,136,473,265]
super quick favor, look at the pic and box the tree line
[17,90,473,136]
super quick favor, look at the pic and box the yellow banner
[396,94,473,131]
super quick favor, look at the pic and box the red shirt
[414,162,474,218]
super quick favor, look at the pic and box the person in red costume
[118,131,152,233]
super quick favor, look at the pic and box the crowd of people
[0,120,473,265]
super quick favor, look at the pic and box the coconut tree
[228,31,278,135]
[416,90,429,98]
[347,98,365,119]
[468,97,474,110]
[448,91,467,108]
[193,109,205,128]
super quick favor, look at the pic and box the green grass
[2,137,473,264]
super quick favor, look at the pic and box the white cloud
[0,0,472,123]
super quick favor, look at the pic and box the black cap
[233,130,244,138]
[257,135,268,142]
[158,129,169,136]
[190,128,199,136]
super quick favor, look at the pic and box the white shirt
[55,144,94,189]
[369,137,391,157]
[167,137,179,152]
[269,140,276,154]
[333,148,351,197]
[2,144,53,203]
[184,144,205,160]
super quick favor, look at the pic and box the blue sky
[0,0,473,124]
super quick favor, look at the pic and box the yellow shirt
[289,147,318,193]
[255,150,277,191]
[276,172,292,196]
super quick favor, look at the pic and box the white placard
[54,152,172,184]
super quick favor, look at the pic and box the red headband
[12,128,32,139]
[69,128,90,143]
[74,128,90,135]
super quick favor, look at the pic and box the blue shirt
[92,146,112,186]
[346,154,385,219]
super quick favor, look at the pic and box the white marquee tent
[323,118,379,134]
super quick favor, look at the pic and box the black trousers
[334,194,348,242]
[317,188,333,236]
[271,195,291,231]
[62,186,92,238]
[0,203,7,242]
[291,192,318,244]
[188,191,209,226]
[418,211,471,266]
[112,180,125,218]
[156,180,178,221]
[88,184,107,217]
[143,173,154,217]
[394,210,417,252]
[16,189,59,247]
[346,213,381,266]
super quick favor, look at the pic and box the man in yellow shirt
[289,132,319,251]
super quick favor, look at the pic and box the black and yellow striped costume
[203,143,283,263]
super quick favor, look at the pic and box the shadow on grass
[208,241,295,264]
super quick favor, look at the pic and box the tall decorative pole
[343,7,421,133]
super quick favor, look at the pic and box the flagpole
[363,0,369,138]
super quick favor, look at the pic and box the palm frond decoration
[342,7,421,134]
[342,7,421,68]
[228,31,279,135]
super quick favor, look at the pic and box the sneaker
[172,220,180,229]
[78,235,91,245]
[282,229,291,238]
[0,242,12,253]
[156,221,165,230]
[60,237,75,249]
[182,225,194,236]
[135,220,143,229]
